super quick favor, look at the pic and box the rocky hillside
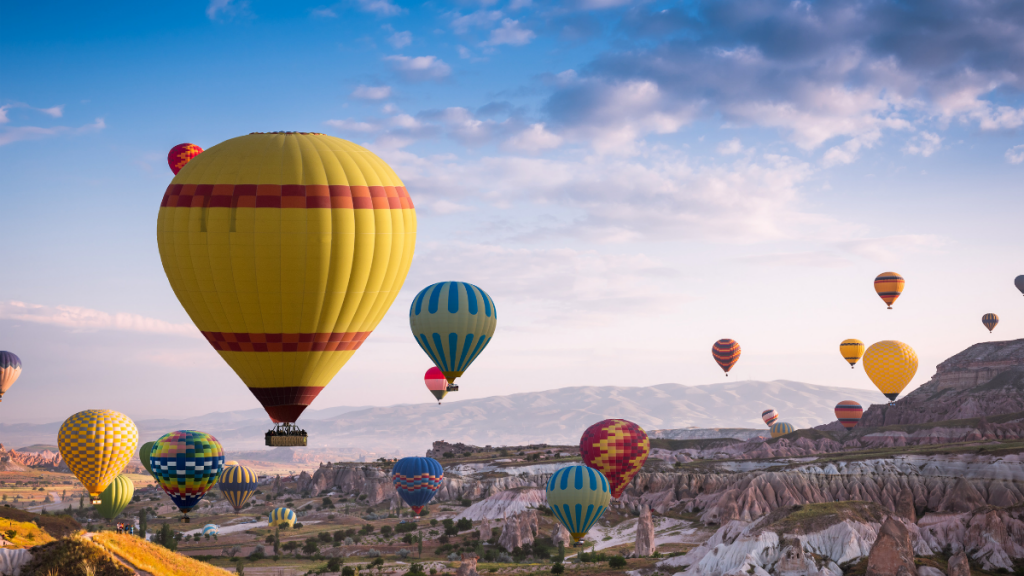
[854,339,1024,428]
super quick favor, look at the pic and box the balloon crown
[248,131,326,135]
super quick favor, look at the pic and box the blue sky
[1,0,1023,424]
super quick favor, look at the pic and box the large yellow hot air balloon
[57,409,138,503]
[862,340,918,402]
[156,132,416,442]
[839,339,865,369]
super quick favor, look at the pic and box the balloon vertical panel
[410,282,497,383]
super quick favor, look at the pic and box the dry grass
[0,517,57,547]
[92,531,233,576]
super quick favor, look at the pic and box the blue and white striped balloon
[409,282,497,384]
[546,465,610,544]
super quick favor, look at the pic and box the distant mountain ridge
[0,379,875,457]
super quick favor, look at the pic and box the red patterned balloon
[713,339,741,375]
[580,419,650,499]
[834,400,863,429]
[167,143,204,175]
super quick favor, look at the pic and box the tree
[302,538,320,556]
[79,495,84,509]
[318,531,332,543]
[456,518,472,532]
[327,557,342,571]
[342,567,356,576]
[557,542,564,563]
[550,563,565,574]
[236,560,245,576]
[380,525,393,538]
[418,535,423,558]
[154,523,177,551]
[274,527,281,556]
[4,530,16,541]
[609,556,627,569]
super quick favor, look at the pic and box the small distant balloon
[761,409,779,427]
[712,339,741,376]
[840,339,865,369]
[1016,275,1024,296]
[0,351,22,402]
[834,401,863,429]
[167,143,203,174]
[424,366,448,404]
[770,422,795,439]
[874,272,905,309]
[982,313,999,333]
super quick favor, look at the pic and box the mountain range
[0,379,875,458]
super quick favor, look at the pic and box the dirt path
[83,532,155,576]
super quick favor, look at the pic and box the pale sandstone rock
[635,504,655,557]
[455,554,479,576]
[865,517,917,576]
[0,548,32,576]
[947,550,970,576]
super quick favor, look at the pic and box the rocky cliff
[854,339,1024,427]
[0,447,67,472]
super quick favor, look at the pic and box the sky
[1,0,1023,425]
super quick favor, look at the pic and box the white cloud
[206,0,249,20]
[39,105,64,118]
[388,30,412,49]
[503,123,563,152]
[384,55,452,80]
[717,138,744,155]
[482,18,535,47]
[352,85,392,100]
[0,301,201,339]
[450,10,502,34]
[356,0,402,16]
[457,46,473,59]
[0,117,105,147]
[325,118,379,132]
[904,131,942,157]
[390,114,422,129]
[432,199,472,214]
[578,0,633,8]
[1006,144,1024,165]
[311,7,337,17]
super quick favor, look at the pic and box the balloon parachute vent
[266,423,308,447]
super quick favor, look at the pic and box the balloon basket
[91,498,102,505]
[266,422,308,446]
[181,516,190,523]
[446,384,459,392]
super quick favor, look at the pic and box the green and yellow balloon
[546,465,610,544]
[95,474,134,520]
[410,282,497,386]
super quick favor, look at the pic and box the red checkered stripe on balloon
[580,420,650,497]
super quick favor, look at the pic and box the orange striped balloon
[874,272,905,309]
[834,400,863,429]
[982,313,999,333]
[712,339,741,375]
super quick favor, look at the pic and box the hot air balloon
[579,419,650,499]
[834,400,863,429]
[874,272,905,309]
[95,475,134,520]
[410,282,496,390]
[840,339,865,369]
[269,507,296,528]
[424,366,448,404]
[218,463,259,512]
[203,524,219,536]
[138,441,155,478]
[391,457,444,516]
[167,143,203,175]
[0,351,22,402]
[761,409,779,427]
[156,133,416,445]
[150,430,224,522]
[770,422,795,438]
[863,340,918,402]
[546,465,610,545]
[712,339,741,375]
[982,313,999,333]
[58,409,138,504]
[1016,275,1024,296]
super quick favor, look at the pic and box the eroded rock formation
[497,510,537,553]
[635,504,655,557]
[865,517,917,576]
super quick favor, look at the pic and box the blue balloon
[391,457,444,514]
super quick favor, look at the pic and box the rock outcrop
[0,448,66,472]
[917,505,1024,571]
[865,517,917,576]
[497,510,538,553]
[297,464,399,505]
[551,523,571,548]
[456,487,545,521]
[455,554,479,576]
[635,504,655,557]
[947,550,970,576]
[0,548,32,576]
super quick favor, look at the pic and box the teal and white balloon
[546,465,610,544]
[409,282,497,385]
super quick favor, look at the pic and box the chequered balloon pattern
[712,339,741,374]
[761,409,779,427]
[863,340,918,401]
[151,430,224,513]
[392,457,444,514]
[218,464,259,511]
[770,422,795,438]
[580,419,650,499]
[58,409,138,499]
[167,143,203,175]
[269,507,296,527]
[834,400,863,429]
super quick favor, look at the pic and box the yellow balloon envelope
[839,339,865,369]
[862,340,918,401]
[57,409,138,503]
[156,132,417,424]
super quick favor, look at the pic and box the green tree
[4,530,16,541]
[236,560,245,576]
[274,527,281,556]
[327,557,342,571]
[609,556,627,569]
[557,542,564,563]
[380,525,393,538]
[79,495,84,509]
[417,535,423,558]
[302,537,320,556]
[155,523,178,551]
[550,563,564,574]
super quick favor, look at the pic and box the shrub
[430,519,438,527]
[293,522,304,529]
[248,544,266,560]
[283,541,299,552]
[318,531,332,543]
[380,525,393,537]
[551,563,565,574]
[334,530,345,543]
[397,548,410,558]
[367,548,381,557]
[302,538,320,555]
[447,552,461,561]
[327,557,342,571]
[460,499,472,507]
[609,556,627,568]
[342,567,356,576]
[395,521,418,533]
[456,518,472,532]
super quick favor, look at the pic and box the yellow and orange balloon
[57,409,138,503]
[874,272,905,309]
[839,339,865,369]
[157,132,416,424]
[863,340,918,402]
